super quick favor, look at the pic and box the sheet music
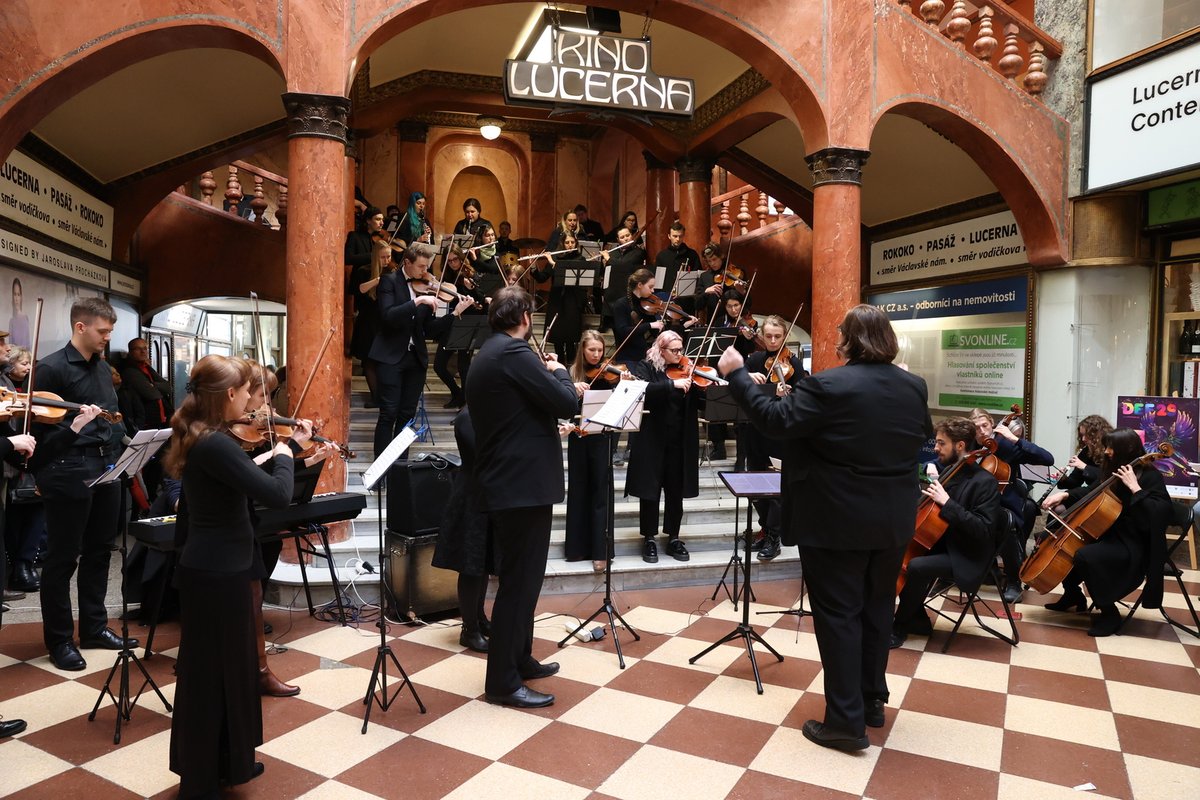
[674,271,699,296]
[587,379,647,430]
[88,428,172,487]
[362,427,417,491]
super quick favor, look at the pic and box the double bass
[1019,443,1172,594]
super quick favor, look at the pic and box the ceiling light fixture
[477,115,506,140]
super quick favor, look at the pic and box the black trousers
[433,345,472,400]
[638,443,684,538]
[38,453,122,648]
[374,357,427,457]
[894,552,954,634]
[800,543,906,736]
[486,505,553,695]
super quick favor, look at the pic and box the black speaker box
[586,6,621,33]
[386,457,458,535]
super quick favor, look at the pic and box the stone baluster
[250,175,270,226]
[756,191,769,228]
[717,199,733,240]
[1024,42,1048,96]
[225,165,243,215]
[919,0,945,25]
[973,7,998,62]
[276,183,288,229]
[736,193,752,236]
[945,1,971,44]
[199,171,217,205]
[774,200,788,217]
[998,24,1025,80]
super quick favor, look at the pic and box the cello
[1019,442,1172,594]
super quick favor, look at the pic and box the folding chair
[924,510,1020,654]
[1116,502,1200,638]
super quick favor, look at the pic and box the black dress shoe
[1045,586,1088,613]
[801,719,869,752]
[49,641,86,671]
[888,632,907,650]
[1002,582,1023,605]
[478,616,491,637]
[642,538,658,564]
[757,533,782,561]
[865,699,886,728]
[81,627,139,650]
[0,718,28,738]
[665,538,690,562]
[1088,605,1122,637]
[485,685,555,708]
[459,630,489,653]
[11,562,39,592]
[519,661,559,680]
[2,588,24,602]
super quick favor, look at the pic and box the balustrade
[178,161,288,229]
[712,183,795,239]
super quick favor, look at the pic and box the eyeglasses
[664,347,683,354]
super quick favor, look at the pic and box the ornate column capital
[644,150,671,171]
[529,133,558,153]
[805,147,870,186]
[396,121,428,142]
[281,93,351,143]
[675,157,715,185]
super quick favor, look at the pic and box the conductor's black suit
[728,360,932,736]
[467,332,578,696]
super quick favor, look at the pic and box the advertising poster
[0,263,103,354]
[1116,395,1199,498]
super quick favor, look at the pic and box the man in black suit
[718,304,932,752]
[653,221,700,299]
[467,286,578,709]
[892,416,1001,648]
[368,244,472,457]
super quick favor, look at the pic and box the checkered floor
[2,569,1199,800]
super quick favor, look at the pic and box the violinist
[969,408,1054,604]
[367,244,473,457]
[350,240,393,408]
[453,198,493,253]
[599,225,646,333]
[696,243,727,322]
[891,417,1002,648]
[564,331,620,571]
[345,206,384,272]
[627,331,700,564]
[703,289,756,463]
[531,231,586,363]
[165,355,312,798]
[432,244,482,409]
[653,221,700,299]
[611,269,664,365]
[1038,428,1170,637]
[742,315,807,560]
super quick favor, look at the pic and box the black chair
[924,510,1020,654]
[1115,502,1200,638]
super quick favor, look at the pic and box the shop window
[1160,260,1200,395]
[1093,0,1200,69]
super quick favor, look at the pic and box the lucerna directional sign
[504,28,695,118]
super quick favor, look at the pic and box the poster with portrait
[0,263,103,355]
[1116,395,1199,499]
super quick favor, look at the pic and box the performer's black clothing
[564,375,620,561]
[654,244,700,296]
[467,332,577,696]
[343,229,373,270]
[893,461,1002,634]
[532,254,587,363]
[626,362,700,539]
[1056,450,1101,492]
[348,264,380,363]
[742,349,807,527]
[432,283,485,404]
[696,269,725,321]
[453,217,493,250]
[1059,467,1170,608]
[610,296,658,364]
[990,434,1054,588]
[30,343,124,651]
[728,359,932,737]
[580,219,605,241]
[367,272,455,457]
[169,432,294,799]
[601,247,646,323]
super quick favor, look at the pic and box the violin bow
[249,291,277,450]
[589,320,644,388]
[536,312,559,360]
[288,326,334,420]
[21,298,44,439]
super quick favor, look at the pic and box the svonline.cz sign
[504,29,695,117]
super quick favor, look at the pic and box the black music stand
[707,395,753,609]
[685,329,736,361]
[558,382,647,668]
[690,471,784,694]
[555,259,600,290]
[360,426,426,732]
[87,429,174,744]
[444,316,489,352]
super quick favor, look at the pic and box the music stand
[87,428,174,744]
[576,241,603,261]
[685,329,736,360]
[359,426,427,732]
[558,382,647,668]
[703,385,749,425]
[690,471,784,693]
[554,259,599,289]
[444,316,489,352]
[673,271,700,299]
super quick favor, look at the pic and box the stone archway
[426,132,530,235]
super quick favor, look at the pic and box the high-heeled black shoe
[1088,605,1122,637]
[1045,586,1087,612]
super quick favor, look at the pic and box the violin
[0,388,122,425]
[638,294,692,324]
[228,407,355,461]
[664,356,727,389]
[1020,443,1171,594]
[409,274,478,310]
[584,362,631,386]
[764,347,795,384]
[372,229,405,257]
[718,264,748,289]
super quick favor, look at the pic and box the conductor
[718,304,932,751]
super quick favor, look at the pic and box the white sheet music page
[588,379,647,430]
[362,427,417,491]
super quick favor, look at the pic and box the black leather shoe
[888,632,907,650]
[49,641,86,671]
[0,718,27,738]
[11,562,39,592]
[1002,582,1023,605]
[460,630,489,653]
[1088,605,1122,637]
[801,719,869,752]
[665,538,690,562]
[1045,586,1087,613]
[2,588,23,602]
[81,627,139,650]
[757,534,781,561]
[642,538,658,564]
[749,529,766,552]
[478,616,491,637]
[519,661,559,680]
[485,685,555,708]
[865,699,886,728]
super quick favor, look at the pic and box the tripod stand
[361,427,426,733]
[88,431,173,744]
[559,429,640,668]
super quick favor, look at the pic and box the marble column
[529,133,558,243]
[675,158,715,254]
[644,150,675,257]
[806,147,869,373]
[282,92,350,507]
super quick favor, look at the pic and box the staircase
[268,313,802,609]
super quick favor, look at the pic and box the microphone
[564,623,606,643]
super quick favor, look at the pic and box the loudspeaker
[586,6,621,33]
[386,457,458,535]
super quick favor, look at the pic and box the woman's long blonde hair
[368,240,393,299]
[570,330,607,382]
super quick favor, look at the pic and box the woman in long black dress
[166,355,312,799]
[432,407,493,652]
[350,240,392,407]
[532,231,586,363]
[599,225,645,332]
[1039,427,1171,636]
[564,331,620,571]
[611,269,665,366]
[627,330,700,564]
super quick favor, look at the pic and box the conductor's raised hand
[717,345,744,377]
